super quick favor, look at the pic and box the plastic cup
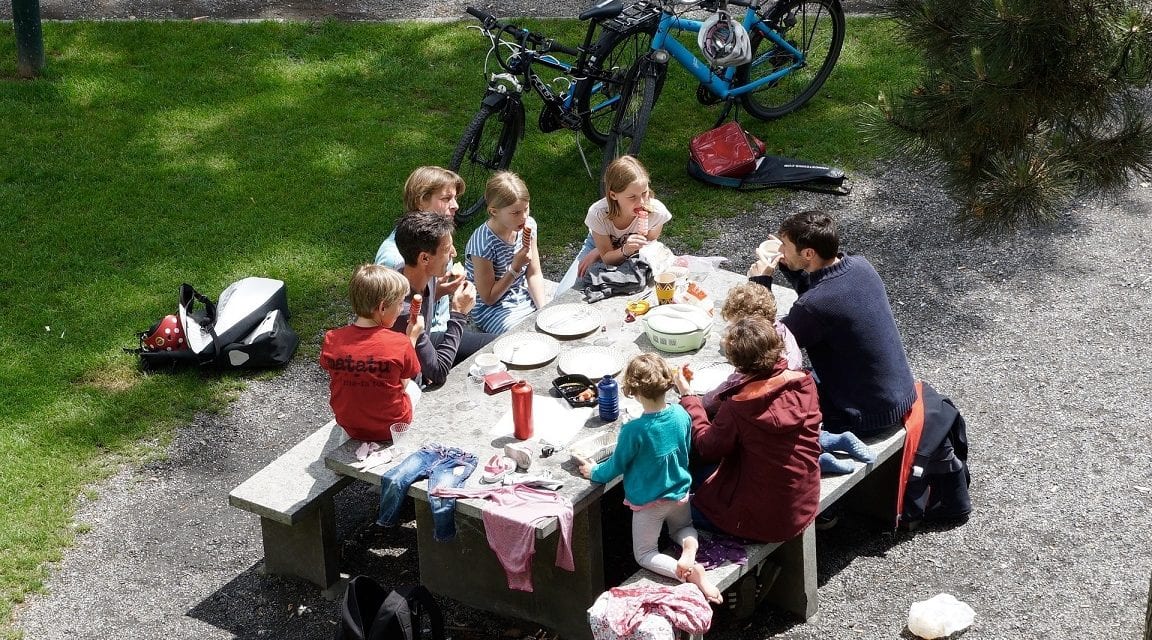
[456,375,484,411]
[389,422,411,451]
[655,272,677,305]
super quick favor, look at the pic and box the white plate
[558,346,625,380]
[689,361,737,394]
[536,303,603,338]
[491,333,560,367]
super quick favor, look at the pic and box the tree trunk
[12,0,45,79]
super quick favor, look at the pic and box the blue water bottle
[597,375,619,422]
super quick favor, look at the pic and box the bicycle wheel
[449,101,522,224]
[573,25,659,146]
[736,0,845,121]
[601,59,659,174]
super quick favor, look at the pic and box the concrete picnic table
[325,267,795,640]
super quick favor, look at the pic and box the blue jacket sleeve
[590,423,638,484]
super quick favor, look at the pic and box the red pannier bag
[688,121,767,178]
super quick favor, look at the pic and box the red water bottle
[511,380,534,440]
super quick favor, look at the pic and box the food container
[551,374,598,407]
[641,304,713,353]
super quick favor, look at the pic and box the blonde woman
[375,166,467,335]
[464,172,550,334]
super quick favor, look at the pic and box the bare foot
[676,537,699,580]
[686,563,723,604]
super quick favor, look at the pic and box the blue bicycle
[600,0,845,168]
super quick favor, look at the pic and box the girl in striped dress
[464,172,550,334]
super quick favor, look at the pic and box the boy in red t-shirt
[321,264,423,441]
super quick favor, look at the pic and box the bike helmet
[698,10,752,67]
[141,314,189,352]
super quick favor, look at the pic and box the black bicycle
[450,2,665,223]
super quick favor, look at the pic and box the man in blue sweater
[749,210,915,437]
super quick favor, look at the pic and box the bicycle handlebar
[465,6,581,57]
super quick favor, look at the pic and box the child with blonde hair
[320,264,423,442]
[573,155,673,279]
[577,353,723,604]
[464,171,549,334]
[375,166,468,335]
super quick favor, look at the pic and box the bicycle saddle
[579,0,624,21]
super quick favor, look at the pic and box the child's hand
[577,249,601,277]
[674,367,693,396]
[405,313,424,344]
[574,455,594,479]
[511,243,531,274]
[621,234,647,259]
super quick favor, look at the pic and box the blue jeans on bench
[377,443,478,541]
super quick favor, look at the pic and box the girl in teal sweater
[576,354,722,603]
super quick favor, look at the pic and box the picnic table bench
[621,426,907,635]
[227,419,352,590]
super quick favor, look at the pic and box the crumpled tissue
[907,593,975,639]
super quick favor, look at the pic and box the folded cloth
[670,532,748,569]
[502,471,563,491]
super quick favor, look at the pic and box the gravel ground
[9,2,1152,639]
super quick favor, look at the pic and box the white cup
[758,238,782,259]
[475,353,504,375]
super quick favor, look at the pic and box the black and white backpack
[132,277,299,370]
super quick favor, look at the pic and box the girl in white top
[465,172,549,334]
[576,155,672,277]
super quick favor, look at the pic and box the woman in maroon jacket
[677,316,823,543]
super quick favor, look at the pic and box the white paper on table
[491,395,595,445]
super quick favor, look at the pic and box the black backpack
[688,153,851,195]
[131,278,299,370]
[337,576,445,640]
[902,382,972,528]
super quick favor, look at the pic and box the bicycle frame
[649,5,807,99]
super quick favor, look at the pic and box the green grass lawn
[0,16,917,631]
